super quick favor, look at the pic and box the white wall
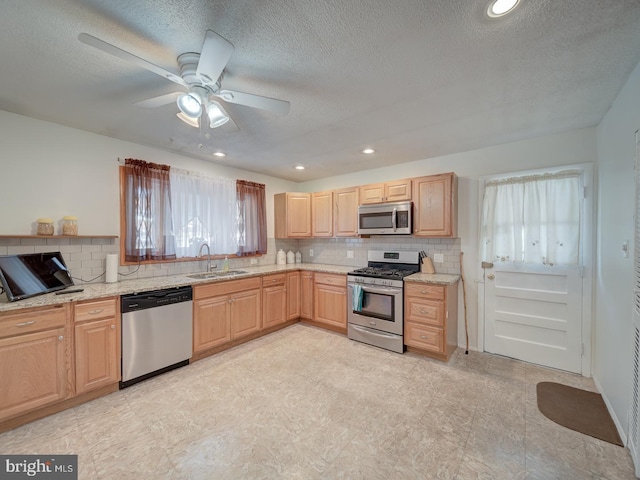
[0,110,296,238]
[300,128,598,350]
[595,59,640,439]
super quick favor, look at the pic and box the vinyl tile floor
[1,323,636,479]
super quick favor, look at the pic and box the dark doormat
[536,381,623,446]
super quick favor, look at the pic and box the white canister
[295,251,302,263]
[277,249,286,265]
[286,250,295,264]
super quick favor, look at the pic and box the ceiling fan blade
[196,30,234,85]
[134,92,183,108]
[78,33,187,87]
[215,89,290,115]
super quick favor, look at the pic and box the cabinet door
[0,327,67,421]
[312,191,333,237]
[263,284,287,329]
[385,179,412,202]
[231,289,262,339]
[359,183,385,204]
[287,271,301,320]
[334,187,359,237]
[287,193,312,237]
[75,318,118,394]
[193,295,231,352]
[413,173,457,237]
[314,284,347,328]
[301,272,314,319]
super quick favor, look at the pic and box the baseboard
[593,374,628,447]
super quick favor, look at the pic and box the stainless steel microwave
[357,201,412,235]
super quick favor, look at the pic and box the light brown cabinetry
[287,271,301,320]
[274,192,312,238]
[193,278,262,353]
[313,273,347,331]
[301,271,314,319]
[359,179,412,204]
[262,273,287,329]
[74,297,120,395]
[334,187,359,237]
[0,305,71,422]
[312,191,333,237]
[412,172,457,237]
[404,282,458,361]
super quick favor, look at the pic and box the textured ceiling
[1,0,640,181]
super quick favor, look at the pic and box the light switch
[309,249,314,257]
[433,253,444,263]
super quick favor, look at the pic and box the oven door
[347,283,403,336]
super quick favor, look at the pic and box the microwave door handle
[392,207,397,232]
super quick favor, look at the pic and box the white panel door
[484,262,583,373]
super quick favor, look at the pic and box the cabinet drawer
[74,298,117,323]
[0,306,67,339]
[405,297,444,327]
[405,323,444,353]
[314,273,346,287]
[262,273,286,286]
[405,283,445,300]
[194,277,261,299]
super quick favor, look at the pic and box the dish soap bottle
[223,256,230,272]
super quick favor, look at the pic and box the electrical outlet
[433,253,444,263]
[347,250,354,259]
[309,249,314,257]
[250,258,258,265]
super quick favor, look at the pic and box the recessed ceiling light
[487,0,520,17]
[295,165,305,170]
[362,148,375,154]
[213,152,226,157]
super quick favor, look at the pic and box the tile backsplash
[0,235,460,286]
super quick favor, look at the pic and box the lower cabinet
[300,271,314,319]
[404,282,458,361]
[0,305,71,422]
[313,273,347,330]
[74,297,120,395]
[193,278,262,353]
[262,274,287,329]
[287,271,301,320]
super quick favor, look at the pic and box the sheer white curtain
[170,168,238,257]
[480,170,581,265]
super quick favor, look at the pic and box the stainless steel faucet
[197,243,215,272]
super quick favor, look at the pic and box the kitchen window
[120,159,266,264]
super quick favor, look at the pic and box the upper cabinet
[334,187,359,237]
[412,172,458,237]
[359,179,412,204]
[274,192,312,238]
[312,191,333,237]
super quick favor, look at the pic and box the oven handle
[392,207,397,232]
[351,324,399,339]
[348,284,401,295]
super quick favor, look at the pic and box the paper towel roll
[105,253,119,283]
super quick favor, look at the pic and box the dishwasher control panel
[121,286,193,312]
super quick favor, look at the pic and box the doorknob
[487,274,495,280]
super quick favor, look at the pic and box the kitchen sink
[186,270,248,279]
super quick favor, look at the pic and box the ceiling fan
[78,30,290,129]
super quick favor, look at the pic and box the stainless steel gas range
[347,250,420,353]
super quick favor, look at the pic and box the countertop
[0,263,459,313]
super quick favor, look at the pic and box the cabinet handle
[418,308,430,315]
[16,320,36,327]
[58,335,64,341]
[88,309,104,315]
[111,324,116,329]
[420,335,429,339]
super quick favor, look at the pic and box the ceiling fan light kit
[206,101,230,128]
[176,112,199,128]
[176,93,202,118]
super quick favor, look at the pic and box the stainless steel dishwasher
[120,286,193,388]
